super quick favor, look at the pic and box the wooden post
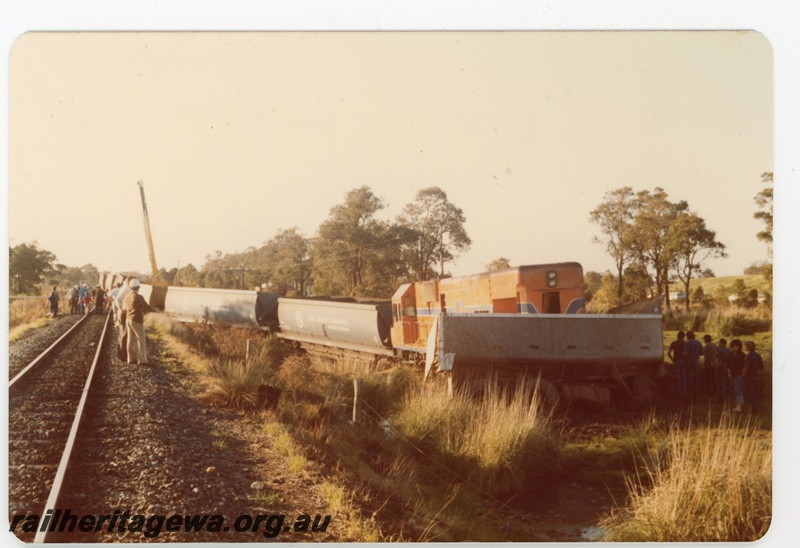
[246,339,252,366]
[353,378,363,423]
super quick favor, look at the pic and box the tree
[398,187,471,281]
[621,262,652,304]
[754,172,773,257]
[627,188,688,309]
[10,242,57,294]
[483,257,511,272]
[583,271,603,302]
[261,228,314,296]
[175,263,200,286]
[667,211,727,310]
[585,271,622,312]
[313,186,399,297]
[589,187,635,299]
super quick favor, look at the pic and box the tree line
[588,172,772,311]
[152,186,471,298]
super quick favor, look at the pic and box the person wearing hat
[123,278,154,365]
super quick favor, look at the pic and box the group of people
[108,277,153,366]
[667,330,764,413]
[59,283,108,316]
[43,278,153,366]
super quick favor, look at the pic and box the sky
[7,30,774,279]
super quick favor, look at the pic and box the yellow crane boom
[138,180,167,286]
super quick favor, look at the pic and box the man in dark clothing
[702,335,718,398]
[683,331,703,398]
[47,286,60,318]
[728,339,746,412]
[716,338,732,404]
[668,331,686,397]
[94,286,106,314]
[744,341,764,414]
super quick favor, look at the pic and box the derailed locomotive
[101,262,663,409]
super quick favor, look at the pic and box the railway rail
[8,312,112,543]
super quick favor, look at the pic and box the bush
[207,356,276,409]
[392,380,561,496]
[600,416,772,542]
[705,308,772,337]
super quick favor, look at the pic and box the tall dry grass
[599,415,772,542]
[9,297,50,328]
[392,380,560,496]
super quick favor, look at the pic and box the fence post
[353,378,363,423]
[246,339,252,366]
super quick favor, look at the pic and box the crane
[137,180,167,287]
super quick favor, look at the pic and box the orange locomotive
[390,262,586,353]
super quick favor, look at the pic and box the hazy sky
[9,30,773,278]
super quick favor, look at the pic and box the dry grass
[8,298,51,341]
[599,414,772,542]
[147,313,282,409]
[392,379,560,496]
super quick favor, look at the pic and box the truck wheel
[532,378,561,413]
[631,374,657,409]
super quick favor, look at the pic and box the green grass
[670,274,771,297]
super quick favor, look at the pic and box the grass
[670,274,771,298]
[392,379,561,496]
[146,313,282,409]
[252,491,284,507]
[599,414,772,542]
[8,297,54,342]
[150,315,772,542]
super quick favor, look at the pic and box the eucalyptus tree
[398,187,471,281]
[313,186,400,297]
[754,171,773,258]
[667,211,727,310]
[589,187,635,299]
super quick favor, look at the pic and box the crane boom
[138,181,166,286]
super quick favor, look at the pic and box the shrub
[392,380,561,496]
[600,416,772,542]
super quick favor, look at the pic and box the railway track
[8,312,112,543]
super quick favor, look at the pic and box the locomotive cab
[391,262,587,352]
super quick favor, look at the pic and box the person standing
[115,278,132,361]
[702,335,718,398]
[728,339,746,413]
[78,283,89,314]
[667,331,686,397]
[716,338,732,404]
[47,286,60,318]
[683,331,703,399]
[66,285,79,315]
[94,285,106,314]
[744,341,764,415]
[80,289,93,316]
[124,279,153,365]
